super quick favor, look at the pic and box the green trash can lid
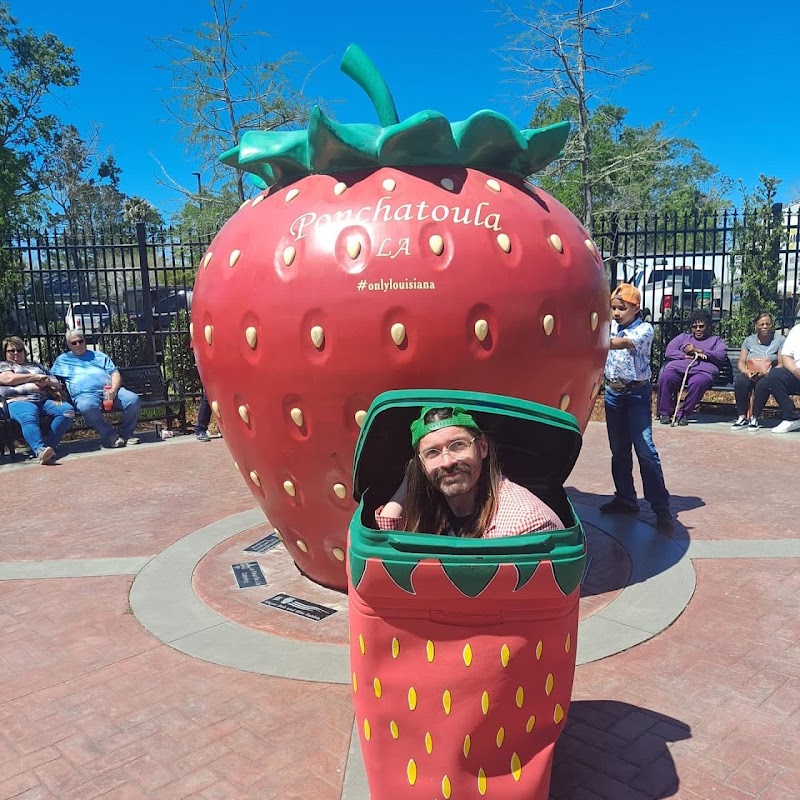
[352,389,582,503]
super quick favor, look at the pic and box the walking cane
[671,353,700,427]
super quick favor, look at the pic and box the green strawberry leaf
[349,554,367,589]
[377,111,459,165]
[308,107,380,171]
[219,44,569,186]
[514,563,539,591]
[382,561,417,594]
[451,110,527,165]
[442,563,499,597]
[553,558,585,596]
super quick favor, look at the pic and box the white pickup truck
[633,265,717,321]
[616,256,734,322]
[64,301,111,339]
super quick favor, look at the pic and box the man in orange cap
[602,284,673,532]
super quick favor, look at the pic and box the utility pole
[192,172,203,210]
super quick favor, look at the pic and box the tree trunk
[574,0,593,233]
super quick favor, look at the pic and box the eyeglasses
[5,348,24,354]
[690,323,706,329]
[68,339,85,346]
[419,437,477,464]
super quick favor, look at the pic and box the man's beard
[429,461,475,497]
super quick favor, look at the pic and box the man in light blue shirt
[51,330,141,448]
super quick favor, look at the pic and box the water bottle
[102,385,113,412]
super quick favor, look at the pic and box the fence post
[609,212,621,289]
[136,222,157,365]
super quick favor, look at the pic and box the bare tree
[154,0,314,203]
[495,0,647,229]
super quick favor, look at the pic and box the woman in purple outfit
[656,309,728,425]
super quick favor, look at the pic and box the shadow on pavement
[550,700,691,799]
[568,487,700,596]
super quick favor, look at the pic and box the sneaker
[658,415,671,425]
[599,498,639,514]
[125,437,140,446]
[748,418,760,430]
[195,431,211,442]
[37,446,56,465]
[676,417,689,426]
[655,512,675,533]
[772,419,800,434]
[113,437,126,448]
[731,416,748,430]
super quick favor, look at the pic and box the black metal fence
[1,222,214,395]
[593,204,799,363]
[1,206,798,380]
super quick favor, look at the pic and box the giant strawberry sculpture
[192,45,609,590]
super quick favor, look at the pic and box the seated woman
[376,405,562,537]
[0,336,76,464]
[656,310,728,425]
[731,313,785,430]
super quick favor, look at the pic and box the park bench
[0,364,186,458]
[697,347,800,416]
[711,348,739,392]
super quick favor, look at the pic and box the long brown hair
[402,409,503,538]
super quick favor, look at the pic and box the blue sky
[26,0,800,219]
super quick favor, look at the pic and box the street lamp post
[192,172,203,210]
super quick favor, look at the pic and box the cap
[611,283,641,307]
[410,406,481,448]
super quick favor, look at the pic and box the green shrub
[163,309,201,393]
[103,314,147,366]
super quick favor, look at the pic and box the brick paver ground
[1,420,799,799]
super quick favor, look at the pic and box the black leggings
[733,372,772,417]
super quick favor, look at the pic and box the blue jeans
[605,385,670,514]
[8,399,76,454]
[73,389,141,442]
[195,394,211,435]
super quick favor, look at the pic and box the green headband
[410,406,481,448]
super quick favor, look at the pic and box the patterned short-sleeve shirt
[0,361,50,403]
[604,317,654,383]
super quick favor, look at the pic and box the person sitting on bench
[767,319,800,434]
[51,330,141,448]
[656,310,728,425]
[0,336,75,464]
[731,313,784,431]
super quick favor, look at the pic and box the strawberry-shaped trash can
[348,389,586,799]
[193,44,608,590]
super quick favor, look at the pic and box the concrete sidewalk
[0,421,799,799]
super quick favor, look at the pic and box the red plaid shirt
[374,478,562,537]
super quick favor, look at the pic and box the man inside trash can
[375,406,563,537]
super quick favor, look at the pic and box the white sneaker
[37,446,56,465]
[772,419,800,434]
[748,418,760,430]
[730,416,748,430]
[125,437,140,446]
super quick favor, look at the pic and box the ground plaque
[243,533,282,554]
[231,562,267,588]
[262,593,337,621]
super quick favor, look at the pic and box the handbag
[746,357,772,376]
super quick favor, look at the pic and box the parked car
[633,265,725,322]
[153,290,192,330]
[133,290,193,332]
[64,301,111,339]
